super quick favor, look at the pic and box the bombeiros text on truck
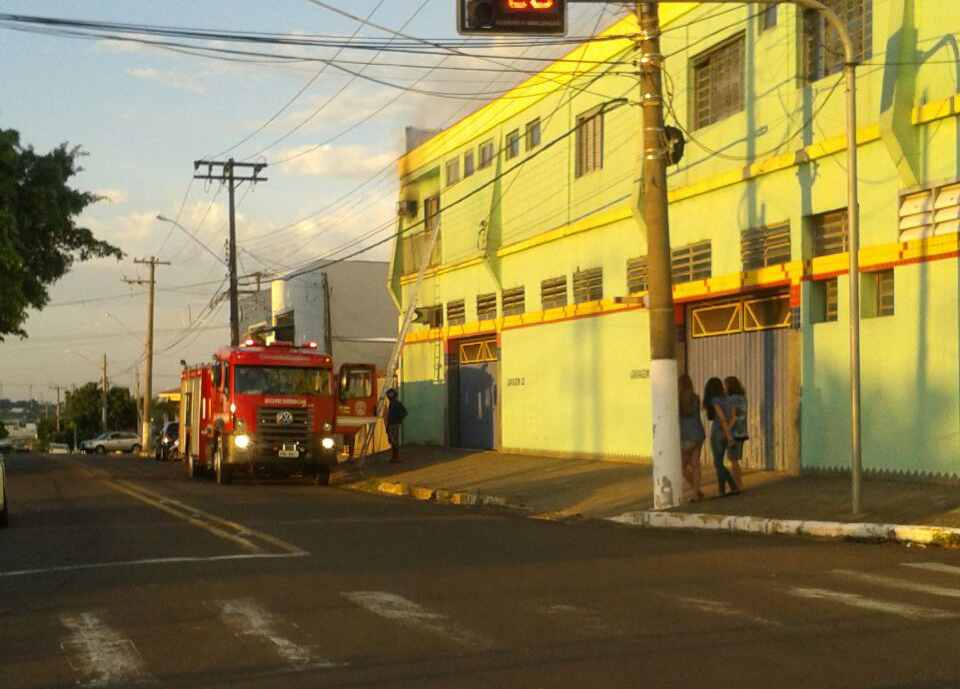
[179,338,377,485]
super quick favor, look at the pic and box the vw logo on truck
[276,411,295,425]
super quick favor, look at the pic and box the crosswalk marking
[671,596,781,627]
[218,599,336,669]
[343,591,494,650]
[60,612,152,687]
[788,587,958,620]
[833,569,960,599]
[903,562,960,576]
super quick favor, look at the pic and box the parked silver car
[80,432,142,454]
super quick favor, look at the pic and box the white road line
[903,562,960,576]
[0,552,308,578]
[60,612,152,687]
[343,591,494,650]
[218,599,336,670]
[671,596,781,627]
[788,587,958,620]
[833,569,960,599]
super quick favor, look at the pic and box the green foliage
[65,382,138,442]
[0,128,123,339]
[0,419,7,440]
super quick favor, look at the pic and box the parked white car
[48,443,71,455]
[79,432,142,454]
[1,455,8,528]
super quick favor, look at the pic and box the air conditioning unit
[397,199,418,218]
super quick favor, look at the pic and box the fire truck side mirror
[211,364,221,388]
[337,369,349,403]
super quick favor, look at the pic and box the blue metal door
[456,338,498,450]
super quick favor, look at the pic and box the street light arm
[156,215,228,267]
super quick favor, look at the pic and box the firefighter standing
[385,388,407,463]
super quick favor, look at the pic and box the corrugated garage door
[685,293,790,470]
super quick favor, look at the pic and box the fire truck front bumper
[226,433,339,468]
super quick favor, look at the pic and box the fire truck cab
[179,340,376,485]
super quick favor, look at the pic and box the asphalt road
[2,452,960,689]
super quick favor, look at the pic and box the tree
[0,128,122,339]
[65,383,138,441]
[0,420,7,440]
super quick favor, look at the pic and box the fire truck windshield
[234,366,331,396]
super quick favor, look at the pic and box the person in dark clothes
[385,388,407,463]
[704,377,739,496]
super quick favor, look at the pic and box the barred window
[446,299,465,326]
[627,256,648,294]
[671,241,712,283]
[573,267,603,303]
[541,276,567,310]
[505,130,520,160]
[479,140,494,169]
[811,209,847,257]
[445,158,460,187]
[804,0,872,81]
[424,194,441,233]
[413,304,443,328]
[899,181,960,240]
[575,107,603,178]
[863,269,894,318]
[741,223,791,269]
[463,150,475,178]
[476,292,497,321]
[692,33,745,129]
[502,287,525,316]
[526,118,541,150]
[812,278,839,323]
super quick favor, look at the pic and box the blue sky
[0,0,620,400]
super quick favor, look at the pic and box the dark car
[155,421,179,461]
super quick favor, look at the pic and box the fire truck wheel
[313,467,330,486]
[214,438,232,485]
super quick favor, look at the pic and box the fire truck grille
[256,407,310,446]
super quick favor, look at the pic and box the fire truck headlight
[234,434,251,449]
[323,422,333,432]
[321,437,335,450]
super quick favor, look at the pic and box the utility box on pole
[458,0,566,35]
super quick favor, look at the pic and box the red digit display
[501,0,556,12]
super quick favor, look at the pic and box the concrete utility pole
[126,257,170,453]
[648,0,863,513]
[193,159,268,346]
[637,2,682,509]
[49,385,62,431]
[100,354,108,433]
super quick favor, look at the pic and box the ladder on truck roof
[356,204,443,466]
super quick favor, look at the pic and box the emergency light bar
[458,0,566,35]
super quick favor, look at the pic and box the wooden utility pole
[637,2,681,509]
[100,354,108,433]
[321,273,334,356]
[126,257,170,453]
[193,159,268,346]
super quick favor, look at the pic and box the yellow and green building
[389,0,960,478]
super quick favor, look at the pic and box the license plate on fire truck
[279,444,299,458]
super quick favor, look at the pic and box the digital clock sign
[458,0,566,35]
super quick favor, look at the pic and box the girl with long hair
[678,374,705,501]
[703,377,739,495]
[724,376,748,493]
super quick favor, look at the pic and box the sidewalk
[334,445,960,546]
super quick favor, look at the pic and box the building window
[804,0,872,81]
[445,158,460,187]
[575,107,603,178]
[741,223,791,269]
[758,4,777,33]
[446,299,465,326]
[476,292,497,321]
[400,194,441,274]
[692,33,745,129]
[811,278,839,323]
[573,267,603,303]
[424,194,440,233]
[505,130,520,160]
[627,256,648,294]
[479,140,494,169]
[811,209,847,257]
[899,180,960,241]
[863,269,894,318]
[414,304,443,328]
[463,150,475,178]
[671,241,712,284]
[502,287,525,316]
[541,276,567,310]
[743,294,791,331]
[526,118,541,150]
[691,302,742,338]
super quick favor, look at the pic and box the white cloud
[127,68,206,94]
[278,144,398,178]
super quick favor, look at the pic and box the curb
[607,510,960,548]
[344,479,519,511]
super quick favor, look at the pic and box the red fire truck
[178,339,377,485]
